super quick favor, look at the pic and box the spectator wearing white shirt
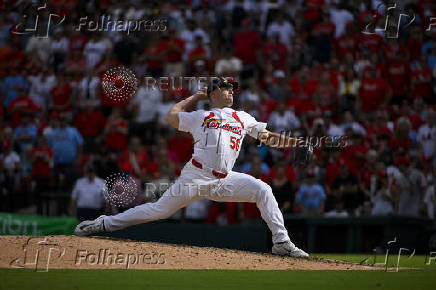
[371,173,396,215]
[25,26,52,65]
[128,81,162,144]
[1,142,21,207]
[324,200,349,217]
[78,70,101,109]
[83,33,108,70]
[215,46,242,76]
[417,110,435,159]
[51,28,69,72]
[266,13,295,49]
[329,3,354,38]
[341,111,367,137]
[268,101,301,134]
[28,68,57,111]
[70,164,106,221]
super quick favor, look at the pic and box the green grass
[1,254,435,290]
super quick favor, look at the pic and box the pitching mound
[0,235,376,270]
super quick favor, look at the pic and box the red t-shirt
[8,96,39,128]
[384,43,408,62]
[144,44,163,69]
[390,137,412,152]
[409,113,424,130]
[359,34,383,53]
[340,144,370,175]
[104,119,128,151]
[51,83,73,109]
[118,150,150,177]
[304,0,325,22]
[335,35,357,60]
[69,34,88,53]
[408,37,423,61]
[206,202,239,225]
[411,68,433,99]
[288,77,318,99]
[233,31,261,64]
[31,145,53,178]
[258,98,278,122]
[261,42,288,71]
[156,38,185,63]
[268,165,297,183]
[312,21,335,37]
[386,60,410,95]
[359,78,392,112]
[74,111,106,137]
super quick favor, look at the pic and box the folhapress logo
[9,237,65,272]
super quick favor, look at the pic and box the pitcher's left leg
[210,171,289,244]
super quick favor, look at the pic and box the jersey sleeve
[178,111,201,134]
[240,111,267,139]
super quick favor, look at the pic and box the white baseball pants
[104,161,290,244]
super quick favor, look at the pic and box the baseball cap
[207,77,239,97]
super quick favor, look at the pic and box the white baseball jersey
[178,107,267,174]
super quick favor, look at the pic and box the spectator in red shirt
[358,67,392,113]
[411,55,433,102]
[291,66,318,98]
[143,34,164,77]
[359,27,383,53]
[104,108,128,154]
[206,202,239,225]
[261,33,288,72]
[69,29,88,54]
[311,11,335,63]
[386,59,410,104]
[335,24,357,60]
[408,25,423,61]
[74,100,106,154]
[187,35,209,72]
[233,18,261,78]
[384,38,409,63]
[31,135,53,215]
[50,71,73,120]
[8,87,39,128]
[157,31,185,76]
[118,137,150,181]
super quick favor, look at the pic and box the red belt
[192,159,228,179]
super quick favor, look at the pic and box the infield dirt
[0,235,377,270]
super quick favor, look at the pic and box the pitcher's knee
[255,180,274,201]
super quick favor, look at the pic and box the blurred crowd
[0,0,435,223]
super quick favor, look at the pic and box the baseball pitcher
[75,77,309,257]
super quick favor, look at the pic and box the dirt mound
[0,235,376,270]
